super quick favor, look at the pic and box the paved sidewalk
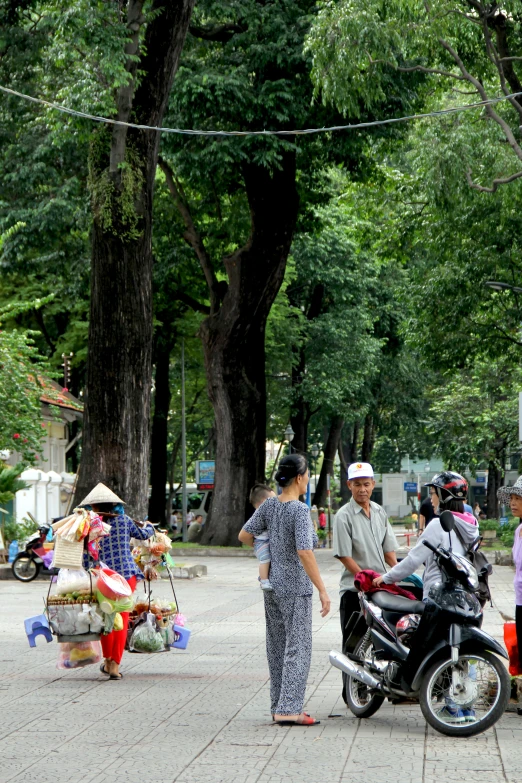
[0,551,520,783]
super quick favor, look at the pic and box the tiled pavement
[0,551,520,783]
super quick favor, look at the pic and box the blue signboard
[404,482,418,493]
[476,476,486,484]
[500,516,509,527]
[195,460,215,488]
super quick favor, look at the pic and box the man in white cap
[333,462,398,700]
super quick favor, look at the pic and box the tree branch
[480,9,522,122]
[158,156,220,312]
[367,54,466,80]
[466,167,522,192]
[189,22,245,42]
[438,37,522,166]
[174,290,210,314]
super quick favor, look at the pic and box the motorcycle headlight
[467,565,479,590]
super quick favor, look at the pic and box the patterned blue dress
[98,514,155,580]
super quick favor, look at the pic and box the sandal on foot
[108,673,123,680]
[100,664,110,675]
[275,714,320,726]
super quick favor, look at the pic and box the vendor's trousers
[264,592,312,716]
[100,575,137,665]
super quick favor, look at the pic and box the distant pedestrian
[318,508,327,529]
[239,454,330,725]
[473,502,481,521]
[419,493,437,531]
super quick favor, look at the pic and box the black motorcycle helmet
[425,471,468,508]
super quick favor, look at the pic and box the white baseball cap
[347,462,374,480]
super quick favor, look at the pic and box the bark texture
[486,460,501,520]
[313,415,344,508]
[148,338,174,524]
[74,0,195,516]
[200,155,299,545]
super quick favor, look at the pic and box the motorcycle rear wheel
[12,554,39,582]
[344,635,385,718]
[419,650,509,737]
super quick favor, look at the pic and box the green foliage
[0,292,56,462]
[0,464,28,504]
[426,359,520,473]
[500,520,519,548]
[3,514,39,545]
[480,519,499,532]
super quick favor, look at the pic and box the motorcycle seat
[368,590,425,615]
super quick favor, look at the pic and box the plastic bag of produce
[129,613,166,653]
[55,568,92,596]
[96,590,135,615]
[56,640,102,669]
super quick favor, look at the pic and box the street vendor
[79,483,154,680]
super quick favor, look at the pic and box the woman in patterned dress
[239,455,331,725]
[80,483,155,680]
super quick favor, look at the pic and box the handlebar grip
[422,540,438,553]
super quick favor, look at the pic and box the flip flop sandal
[274,714,320,726]
[108,673,123,680]
[100,664,110,675]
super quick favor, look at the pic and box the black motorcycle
[330,511,510,737]
[11,522,53,582]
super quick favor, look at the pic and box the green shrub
[317,528,327,540]
[499,520,519,549]
[480,519,500,532]
[3,515,38,545]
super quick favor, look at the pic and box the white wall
[382,473,408,517]
[15,470,75,525]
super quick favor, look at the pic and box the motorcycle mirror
[439,510,455,533]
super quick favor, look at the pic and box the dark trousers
[339,590,362,703]
[516,605,522,668]
[340,590,361,652]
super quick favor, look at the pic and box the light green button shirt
[333,498,398,595]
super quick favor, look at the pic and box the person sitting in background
[187,514,204,543]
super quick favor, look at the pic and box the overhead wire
[0,84,520,137]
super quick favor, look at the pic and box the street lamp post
[284,424,295,455]
[310,443,320,497]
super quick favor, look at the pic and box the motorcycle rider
[373,472,478,599]
[373,471,479,722]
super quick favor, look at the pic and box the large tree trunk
[290,349,308,453]
[148,339,173,524]
[73,1,195,516]
[313,415,344,508]
[361,413,375,462]
[200,154,299,545]
[486,460,501,519]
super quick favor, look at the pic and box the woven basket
[52,536,84,569]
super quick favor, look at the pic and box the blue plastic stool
[24,614,53,648]
[171,624,191,649]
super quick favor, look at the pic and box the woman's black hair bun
[275,453,308,487]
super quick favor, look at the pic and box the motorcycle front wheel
[12,554,39,582]
[419,651,509,737]
[344,634,385,718]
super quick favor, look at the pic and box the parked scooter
[330,511,510,737]
[11,522,53,582]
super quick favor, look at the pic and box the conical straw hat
[79,482,125,507]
